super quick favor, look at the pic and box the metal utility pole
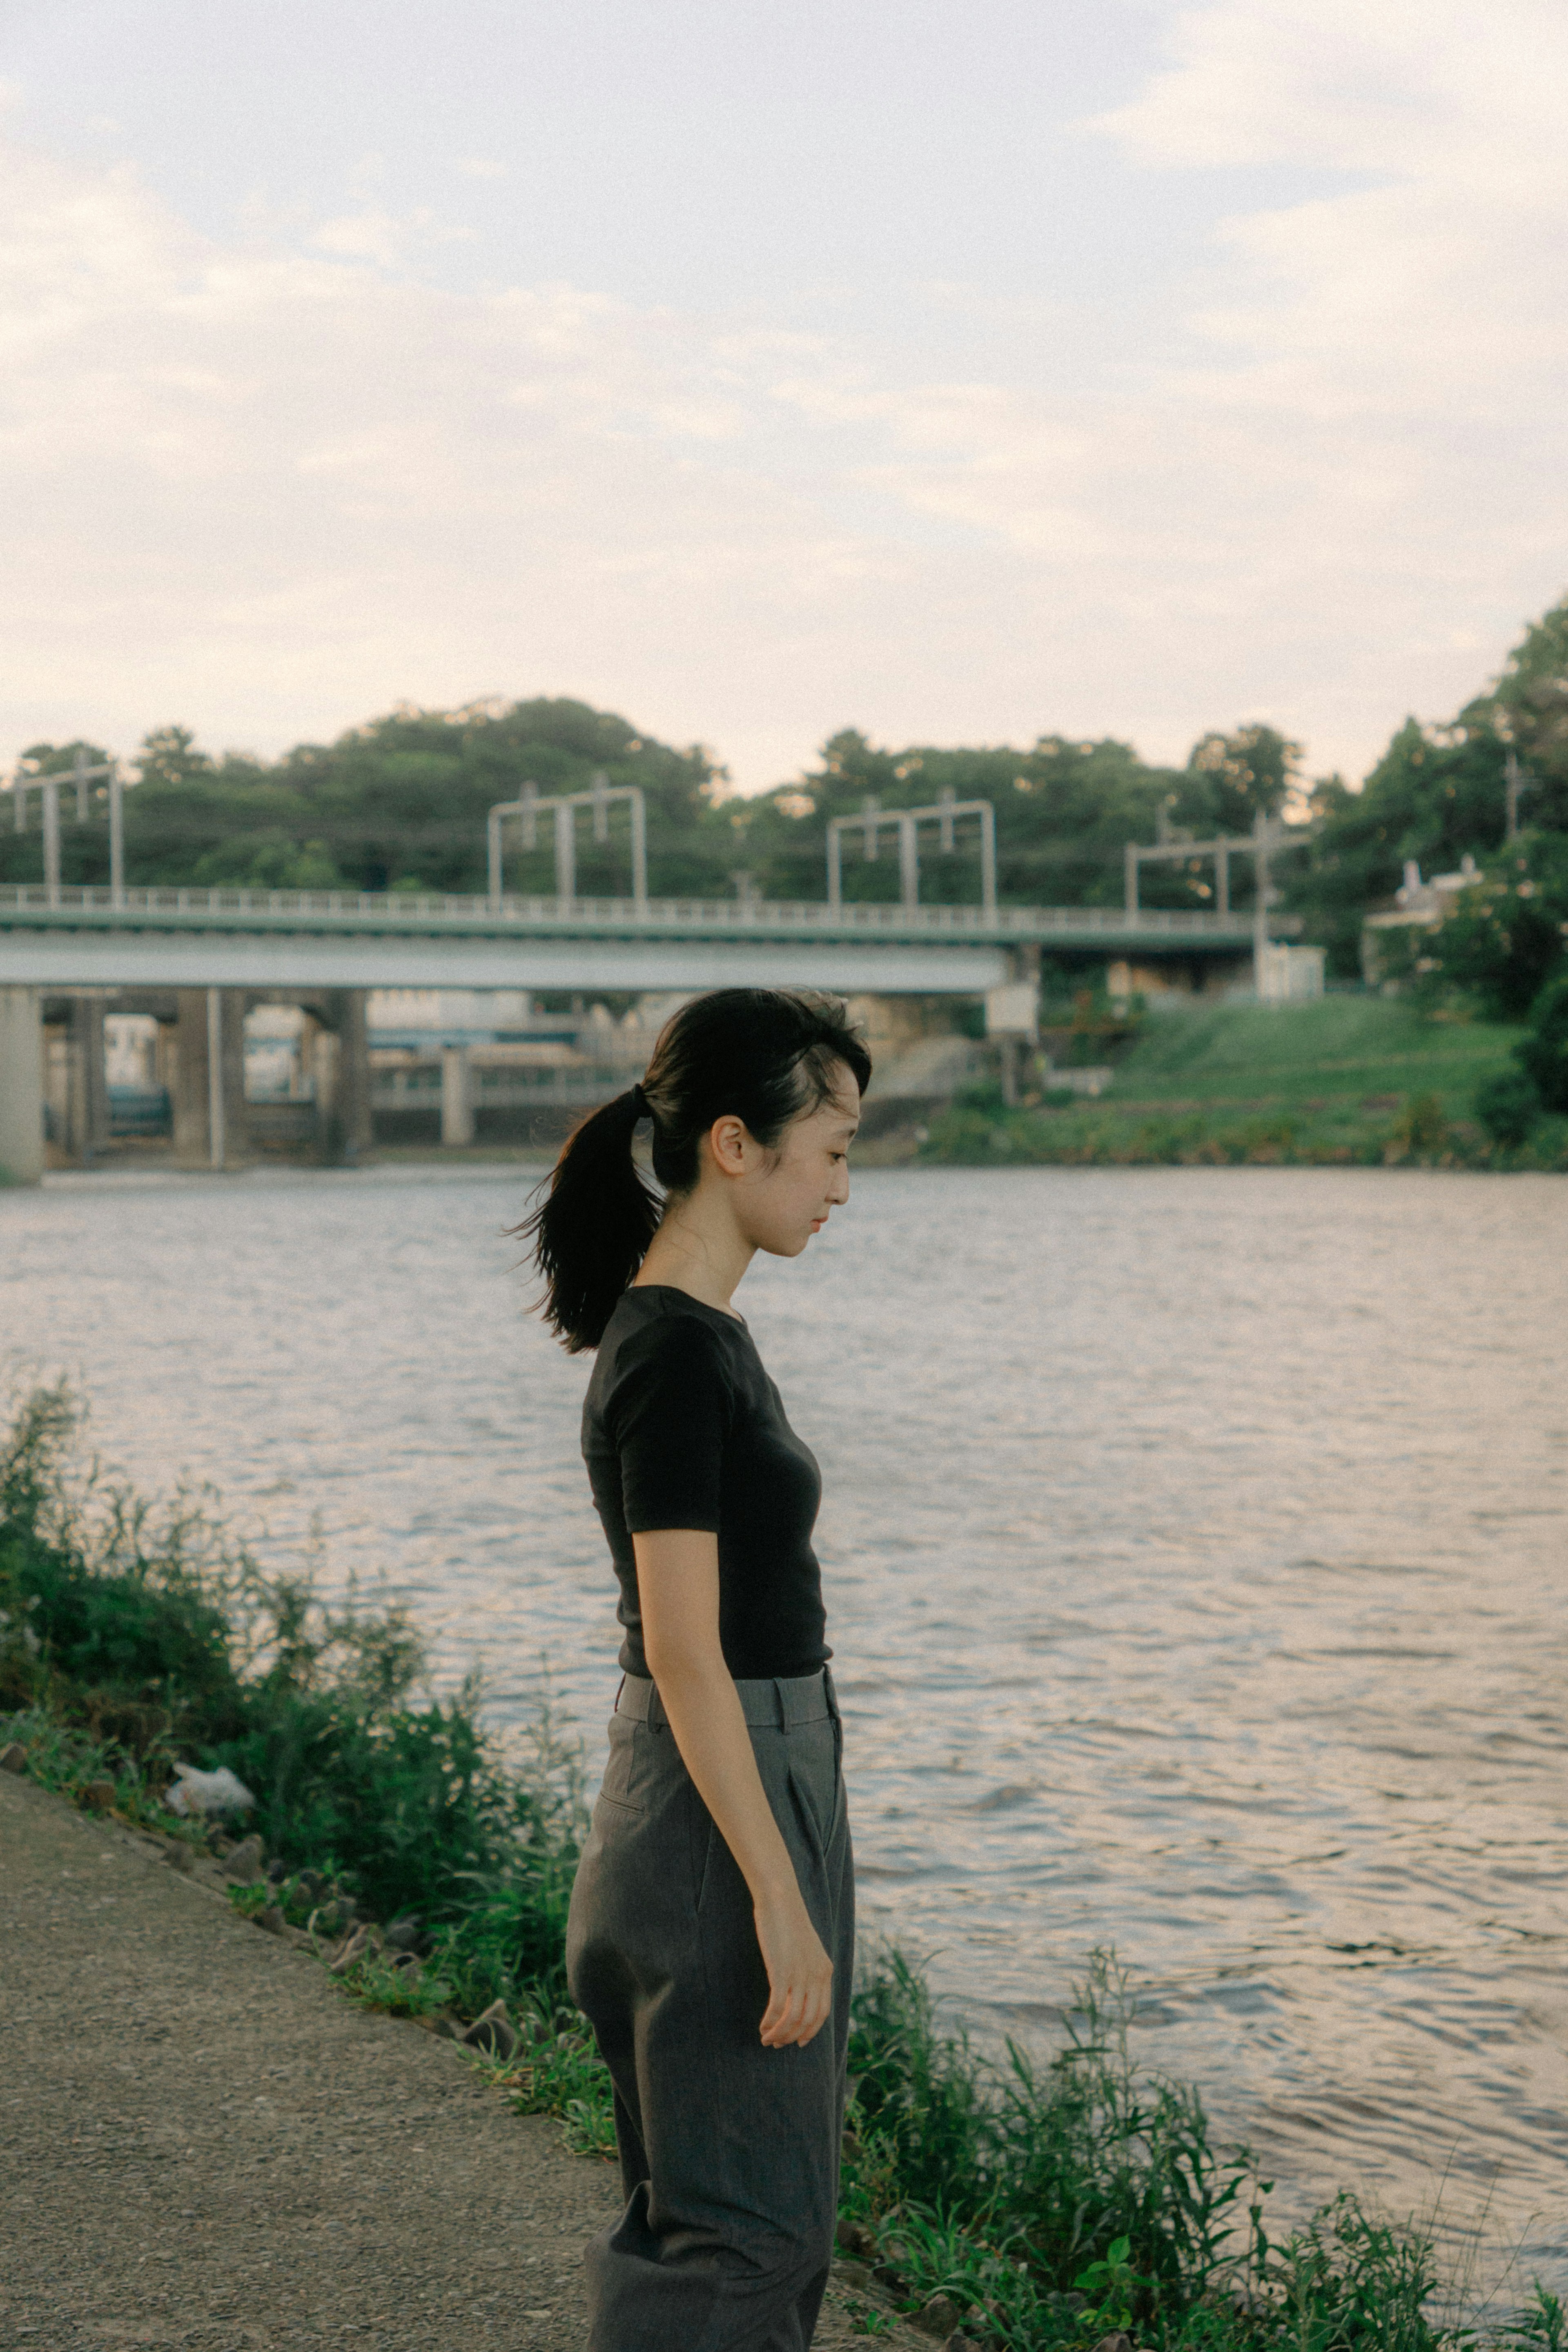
[11,748,120,907]
[826,796,997,918]
[1504,751,1536,842]
[487,774,648,913]
[1124,811,1286,929]
[1252,807,1274,981]
[206,986,226,1170]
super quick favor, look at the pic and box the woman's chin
[760,1229,814,1261]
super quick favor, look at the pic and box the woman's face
[717,1066,861,1260]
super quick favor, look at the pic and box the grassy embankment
[2,1385,1561,2352]
[922,998,1568,1170]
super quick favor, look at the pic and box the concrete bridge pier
[39,993,113,1166]
[313,989,372,1166]
[0,987,45,1184]
[440,1044,473,1146]
[172,989,249,1169]
[996,943,1042,1107]
[65,998,113,1164]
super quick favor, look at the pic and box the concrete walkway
[0,1770,925,2352]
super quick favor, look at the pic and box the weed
[1505,2285,1566,2352]
[474,1994,618,2159]
[1074,2233,1139,2334]
[337,1946,459,2021]
[1385,1092,1447,1161]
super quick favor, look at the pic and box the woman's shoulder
[598,1287,746,1381]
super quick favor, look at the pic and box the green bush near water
[0,1384,582,2003]
[2,1385,1563,2352]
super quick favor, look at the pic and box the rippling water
[4,1163,1566,2282]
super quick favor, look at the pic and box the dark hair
[522,988,871,1352]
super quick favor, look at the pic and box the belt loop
[613,1673,626,1716]
[648,1679,668,1731]
[822,1665,840,1723]
[772,1678,787,1729]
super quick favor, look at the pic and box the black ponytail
[521,988,871,1352]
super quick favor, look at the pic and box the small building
[1361,855,1482,983]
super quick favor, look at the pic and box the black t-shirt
[581,1284,830,1681]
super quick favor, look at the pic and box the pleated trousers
[566,1666,853,2352]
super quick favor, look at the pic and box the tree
[1288,720,1511,977]
[135,725,216,792]
[1473,1068,1541,1149]
[1185,723,1305,831]
[1517,972,1568,1113]
[733,727,1208,912]
[11,699,743,899]
[268,698,735,896]
[1398,831,1568,1020]
[123,727,323,890]
[1289,594,1568,976]
[1487,598,1568,835]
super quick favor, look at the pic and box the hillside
[1105,997,1513,1117]
[920,996,1559,1168]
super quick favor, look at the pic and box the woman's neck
[634,1203,753,1318]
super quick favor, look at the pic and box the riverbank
[919,999,1568,1169]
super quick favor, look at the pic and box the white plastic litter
[164,1763,257,1817]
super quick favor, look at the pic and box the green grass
[3,1382,1564,2352]
[1107,998,1517,1113]
[921,999,1568,1169]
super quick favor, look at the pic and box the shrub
[1517,973,1568,1114]
[0,1383,583,1981]
[1384,1092,1447,1159]
[1474,1068,1542,1149]
[844,1948,1253,2334]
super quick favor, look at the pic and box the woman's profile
[525,986,871,2350]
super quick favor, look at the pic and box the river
[4,1162,1566,2285]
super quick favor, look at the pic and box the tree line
[7,598,1566,1010]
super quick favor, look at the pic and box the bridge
[0,881,1288,1183]
[0,880,1281,992]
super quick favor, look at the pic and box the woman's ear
[706,1114,751,1178]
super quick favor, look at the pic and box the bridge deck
[0,882,1289,951]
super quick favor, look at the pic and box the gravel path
[0,1769,928,2352]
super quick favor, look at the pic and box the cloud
[1095,0,1568,176]
[1093,0,1568,411]
[311,209,405,267]
[2,8,1566,794]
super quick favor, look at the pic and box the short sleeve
[607,1315,734,1534]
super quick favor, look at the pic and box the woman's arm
[634,1527,833,2050]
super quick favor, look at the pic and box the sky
[2,0,1566,794]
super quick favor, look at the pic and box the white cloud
[1094,0,1568,413]
[311,209,405,267]
[2,6,1566,794]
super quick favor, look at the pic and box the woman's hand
[754,1887,833,2049]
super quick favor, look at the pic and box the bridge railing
[0,882,1296,939]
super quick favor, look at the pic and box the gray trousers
[566,1668,854,2352]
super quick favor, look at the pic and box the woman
[527,986,871,2352]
